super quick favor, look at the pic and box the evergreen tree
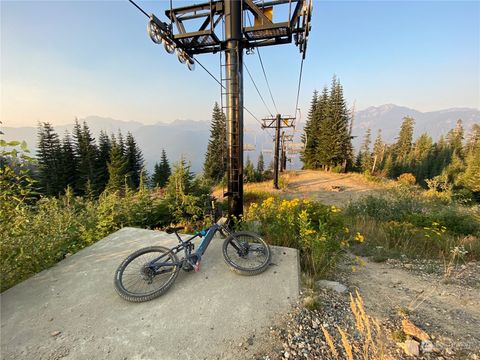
[106,143,128,192]
[164,157,204,221]
[359,128,373,173]
[152,149,171,187]
[315,87,334,169]
[256,152,265,181]
[410,133,433,184]
[125,132,144,189]
[59,131,78,192]
[244,156,255,183]
[301,90,319,169]
[460,139,480,193]
[96,130,111,193]
[393,116,415,176]
[203,102,227,182]
[117,130,125,156]
[446,119,464,158]
[372,129,384,173]
[37,122,62,195]
[316,77,352,171]
[73,120,98,194]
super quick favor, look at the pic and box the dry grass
[322,291,394,360]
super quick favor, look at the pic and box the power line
[244,63,273,117]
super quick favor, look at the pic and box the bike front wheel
[114,246,180,302]
[222,231,271,276]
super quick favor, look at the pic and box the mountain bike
[114,208,271,302]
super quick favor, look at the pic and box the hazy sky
[1,0,479,127]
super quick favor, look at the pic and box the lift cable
[127,0,272,136]
[244,63,274,117]
[128,0,149,18]
[293,57,305,127]
[193,56,270,133]
[247,13,279,115]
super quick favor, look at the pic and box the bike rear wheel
[114,246,180,302]
[222,231,271,275]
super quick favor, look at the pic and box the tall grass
[322,291,394,360]
[345,188,480,260]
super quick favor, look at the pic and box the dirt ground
[215,170,388,206]
[219,170,480,358]
[346,257,480,357]
[228,256,480,359]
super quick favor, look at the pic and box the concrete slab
[1,227,300,360]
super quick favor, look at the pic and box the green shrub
[1,187,173,292]
[346,189,480,260]
[244,197,351,278]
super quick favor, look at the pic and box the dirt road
[216,170,387,206]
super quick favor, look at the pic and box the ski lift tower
[142,0,312,217]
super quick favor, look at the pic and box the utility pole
[135,0,312,217]
[262,115,295,189]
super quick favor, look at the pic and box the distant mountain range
[352,104,480,147]
[2,105,479,172]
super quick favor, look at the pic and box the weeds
[346,189,480,260]
[322,291,394,360]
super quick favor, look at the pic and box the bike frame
[148,223,226,274]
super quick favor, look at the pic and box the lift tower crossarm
[262,115,295,189]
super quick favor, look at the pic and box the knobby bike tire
[114,246,180,302]
[222,231,271,276]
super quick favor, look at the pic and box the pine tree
[73,120,98,194]
[164,157,199,220]
[410,133,433,184]
[37,122,62,195]
[301,90,319,169]
[203,102,227,182]
[256,152,265,181]
[244,156,255,183]
[59,131,78,192]
[152,149,171,187]
[96,130,111,193]
[447,119,464,158]
[359,128,373,173]
[106,143,128,192]
[372,129,384,173]
[460,140,480,193]
[315,87,333,169]
[393,116,415,176]
[125,132,144,189]
[316,77,352,171]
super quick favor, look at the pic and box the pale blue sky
[1,0,479,127]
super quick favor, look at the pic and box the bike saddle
[165,226,185,234]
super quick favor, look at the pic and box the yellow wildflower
[354,232,365,243]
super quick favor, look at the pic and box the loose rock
[402,319,430,341]
[403,339,420,356]
[315,280,347,294]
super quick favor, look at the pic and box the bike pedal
[194,260,201,272]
